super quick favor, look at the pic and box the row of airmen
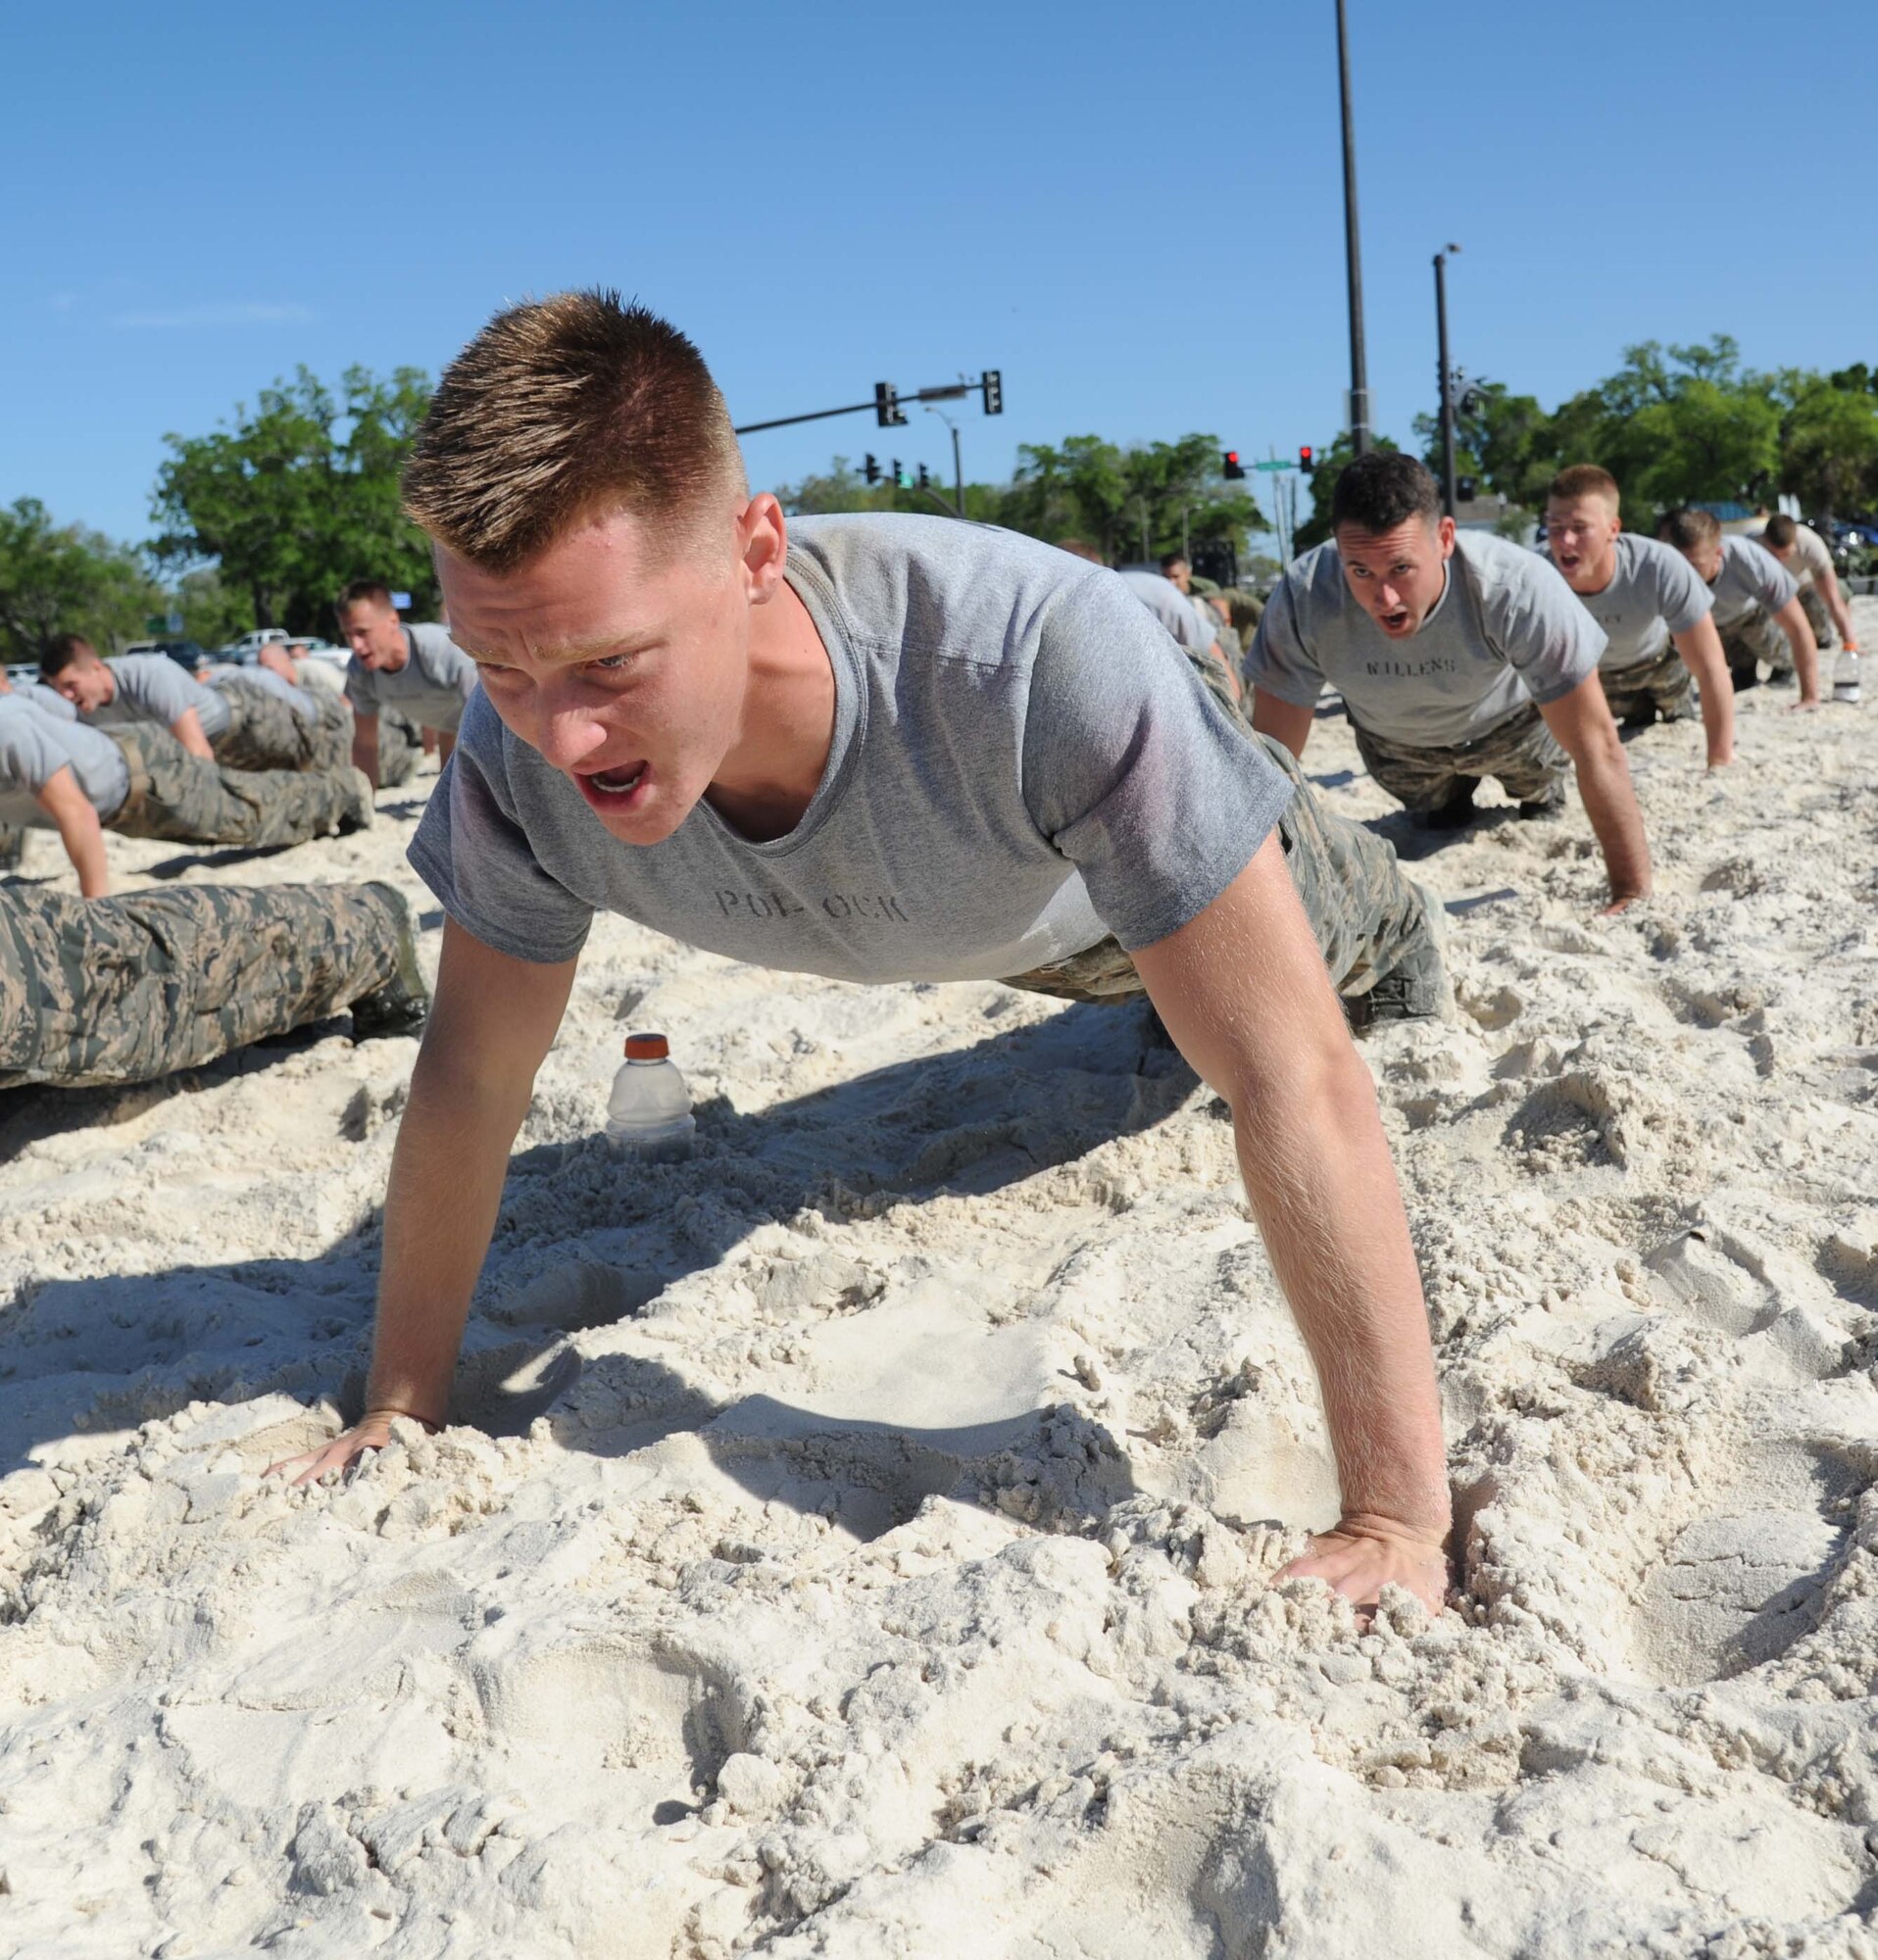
[0,582,479,1091]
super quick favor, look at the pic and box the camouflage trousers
[0,880,411,1089]
[105,721,369,849]
[0,827,23,872]
[1353,701,1566,813]
[1720,609,1793,687]
[374,709,423,790]
[212,674,352,773]
[1800,583,1835,652]
[1598,641,1695,724]
[1003,655,1436,1013]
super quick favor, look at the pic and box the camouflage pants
[105,721,367,849]
[1598,641,1695,724]
[1353,701,1566,813]
[1800,584,1835,652]
[0,881,410,1089]
[1004,654,1435,1010]
[0,827,23,872]
[374,709,422,789]
[211,674,350,773]
[1720,609,1793,687]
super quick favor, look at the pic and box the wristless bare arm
[268,919,577,1484]
[1539,676,1652,910]
[1670,616,1734,765]
[1131,837,1451,1615]
[1773,598,1823,705]
[38,767,110,898]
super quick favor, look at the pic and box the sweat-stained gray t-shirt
[1246,529,1605,748]
[408,514,1294,982]
[345,623,478,734]
[0,695,131,827]
[1545,532,1713,672]
[77,653,232,740]
[1707,533,1799,628]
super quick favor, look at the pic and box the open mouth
[575,761,651,812]
[1378,608,1413,633]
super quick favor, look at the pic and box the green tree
[1413,380,1555,511]
[151,366,437,634]
[0,498,161,663]
[170,567,255,650]
[1778,382,1878,519]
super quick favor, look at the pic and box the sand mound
[4,626,1877,1956]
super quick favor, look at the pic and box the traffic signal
[1457,475,1477,503]
[893,459,909,489]
[981,369,1003,416]
[916,463,930,489]
[1222,450,1246,480]
[863,454,880,485]
[874,381,907,428]
[1299,445,1314,469]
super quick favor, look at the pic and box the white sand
[4,625,1877,1958]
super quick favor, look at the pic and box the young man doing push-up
[272,293,1455,1614]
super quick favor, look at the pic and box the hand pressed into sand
[265,1409,440,1487]
[1276,1512,1451,1617]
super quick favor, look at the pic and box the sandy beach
[3,622,1877,1958]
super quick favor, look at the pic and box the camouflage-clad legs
[1800,583,1836,654]
[1720,609,1793,688]
[1003,652,1443,1021]
[0,880,424,1089]
[374,709,422,789]
[1597,642,1696,726]
[0,827,23,872]
[1352,701,1567,814]
[211,674,350,773]
[105,722,371,849]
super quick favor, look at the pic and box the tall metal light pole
[922,403,966,517]
[1434,242,1462,518]
[1336,0,1371,456]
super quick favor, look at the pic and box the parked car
[123,637,212,674]
[219,628,293,659]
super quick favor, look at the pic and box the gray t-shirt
[82,654,231,740]
[16,682,76,721]
[0,695,130,827]
[1546,532,1713,672]
[1247,529,1605,747]
[409,514,1293,982]
[1708,534,1798,629]
[207,662,315,722]
[1119,570,1215,652]
[345,623,478,733]
[1758,524,1833,592]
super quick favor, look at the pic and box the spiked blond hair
[1548,464,1621,510]
[402,291,746,570]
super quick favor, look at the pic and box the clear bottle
[1834,649,1861,705]
[606,1032,696,1160]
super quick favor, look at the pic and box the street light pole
[1434,242,1462,519]
[1336,0,1371,456]
[924,404,966,518]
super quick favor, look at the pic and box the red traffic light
[1222,449,1247,480]
[1299,445,1314,468]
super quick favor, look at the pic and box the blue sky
[9,0,1871,547]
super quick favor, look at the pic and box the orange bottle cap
[623,1032,669,1060]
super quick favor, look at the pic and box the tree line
[6,332,1878,663]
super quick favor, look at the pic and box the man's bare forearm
[352,718,381,789]
[365,1051,536,1422]
[1555,720,1650,903]
[1776,599,1822,703]
[1671,620,1734,765]
[1821,572,1857,650]
[1230,1050,1449,1538]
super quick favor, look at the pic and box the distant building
[1454,491,1537,546]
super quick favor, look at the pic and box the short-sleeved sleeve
[1653,545,1713,636]
[1243,577,1329,710]
[1750,549,1800,612]
[407,691,595,964]
[344,657,378,715]
[1476,552,1606,705]
[113,655,200,725]
[1020,572,1293,953]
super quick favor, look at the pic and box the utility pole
[1336,0,1371,456]
[923,402,966,517]
[1434,243,1461,518]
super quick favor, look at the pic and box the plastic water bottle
[606,1031,696,1160]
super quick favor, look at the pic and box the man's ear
[1435,514,1458,557]
[738,493,790,602]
